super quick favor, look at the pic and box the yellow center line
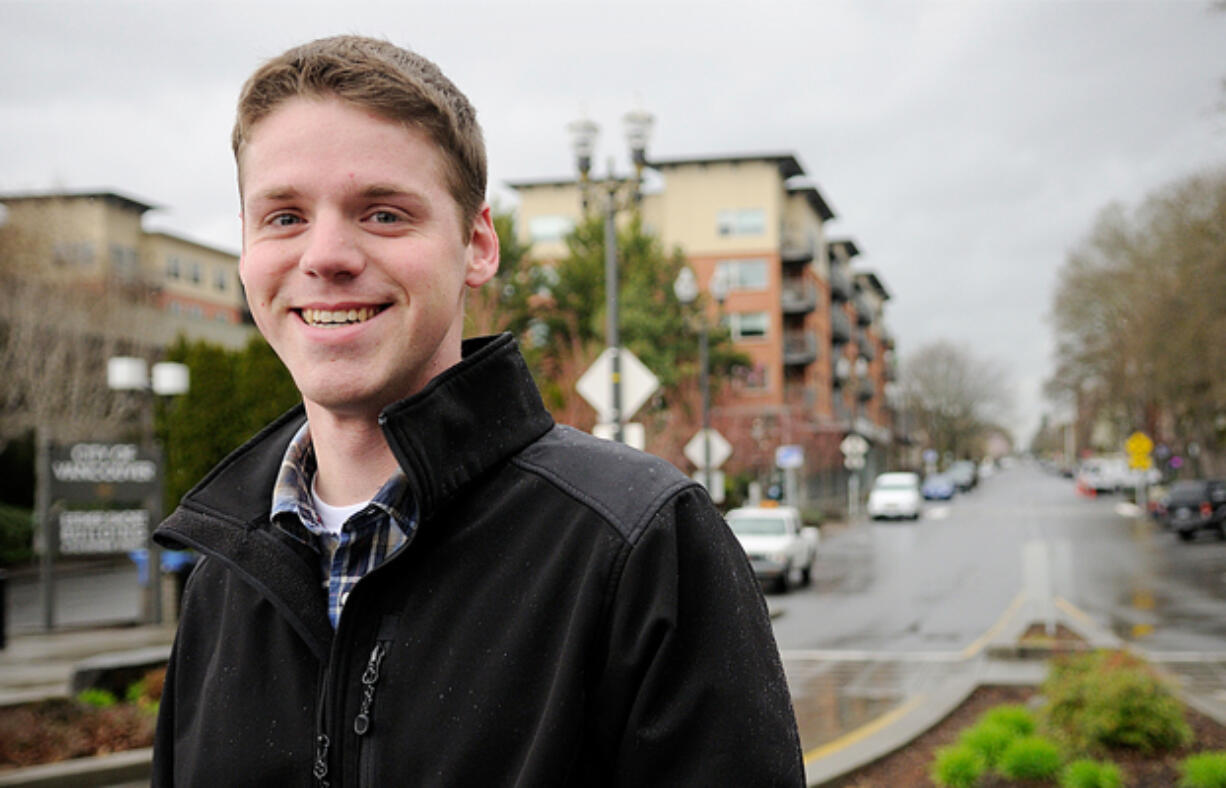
[959,590,1026,659]
[803,694,927,764]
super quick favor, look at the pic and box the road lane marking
[959,590,1026,660]
[802,694,927,765]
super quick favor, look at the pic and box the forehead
[238,97,447,197]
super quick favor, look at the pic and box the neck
[304,402,400,506]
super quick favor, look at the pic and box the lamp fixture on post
[106,356,190,625]
[569,107,654,444]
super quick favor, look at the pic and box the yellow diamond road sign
[1126,431,1153,470]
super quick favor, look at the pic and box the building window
[734,363,769,390]
[53,242,95,267]
[725,311,768,341]
[528,215,574,243]
[717,208,765,237]
[166,256,181,280]
[715,258,768,291]
[187,261,201,284]
[214,268,229,292]
[110,244,138,281]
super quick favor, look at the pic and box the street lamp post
[674,266,727,493]
[568,109,654,443]
[107,356,189,625]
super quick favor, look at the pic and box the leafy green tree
[157,336,299,512]
[519,212,745,466]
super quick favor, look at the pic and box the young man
[153,35,804,786]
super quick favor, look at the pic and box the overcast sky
[4,0,1225,442]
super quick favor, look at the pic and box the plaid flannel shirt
[271,422,415,629]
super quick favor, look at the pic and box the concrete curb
[0,748,150,788]
[803,604,1146,787]
[805,673,980,787]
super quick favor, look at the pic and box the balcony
[781,280,818,314]
[783,330,819,366]
[831,309,851,345]
[780,227,816,264]
[854,294,874,327]
[857,378,875,402]
[857,333,876,361]
[784,383,816,410]
[829,267,852,302]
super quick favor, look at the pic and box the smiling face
[238,96,499,420]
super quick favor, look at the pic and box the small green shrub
[76,688,117,708]
[1043,649,1192,753]
[1181,751,1226,788]
[979,703,1036,737]
[930,744,986,788]
[1061,758,1123,788]
[998,735,1064,781]
[0,503,34,565]
[959,721,1015,768]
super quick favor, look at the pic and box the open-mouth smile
[295,305,390,327]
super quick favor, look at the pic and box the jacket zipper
[314,661,332,788]
[355,616,396,787]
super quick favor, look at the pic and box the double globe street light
[567,108,654,444]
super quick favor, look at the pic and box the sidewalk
[0,624,175,707]
[3,602,1226,787]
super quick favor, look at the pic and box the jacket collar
[154,333,554,655]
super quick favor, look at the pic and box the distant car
[725,506,819,592]
[867,472,922,521]
[948,460,978,492]
[1156,480,1226,541]
[921,473,956,500]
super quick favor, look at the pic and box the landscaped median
[808,610,1226,787]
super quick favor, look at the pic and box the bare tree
[1047,169,1226,474]
[900,340,1014,461]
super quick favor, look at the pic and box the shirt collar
[271,421,414,534]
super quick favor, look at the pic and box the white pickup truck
[724,505,819,592]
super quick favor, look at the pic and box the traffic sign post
[840,434,869,521]
[1125,431,1154,514]
[686,428,732,501]
[577,348,660,442]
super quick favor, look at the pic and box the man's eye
[269,213,301,227]
[370,211,402,224]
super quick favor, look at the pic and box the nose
[298,210,365,280]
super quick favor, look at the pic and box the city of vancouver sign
[47,442,159,554]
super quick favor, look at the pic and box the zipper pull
[353,642,387,736]
[313,733,330,785]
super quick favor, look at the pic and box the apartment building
[0,190,256,440]
[0,190,252,348]
[509,153,899,503]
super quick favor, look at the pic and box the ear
[464,203,500,288]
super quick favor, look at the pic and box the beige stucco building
[0,190,256,440]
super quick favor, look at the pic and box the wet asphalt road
[770,462,1226,655]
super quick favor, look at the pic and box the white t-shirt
[311,476,369,535]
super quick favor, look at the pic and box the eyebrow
[247,184,428,205]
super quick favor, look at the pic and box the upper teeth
[302,307,378,326]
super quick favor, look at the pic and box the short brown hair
[232,35,486,226]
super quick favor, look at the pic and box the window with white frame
[716,208,766,237]
[715,258,769,291]
[725,311,769,341]
[214,268,229,292]
[528,215,575,243]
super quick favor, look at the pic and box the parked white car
[866,472,922,521]
[724,505,819,592]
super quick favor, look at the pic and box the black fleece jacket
[152,333,804,787]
